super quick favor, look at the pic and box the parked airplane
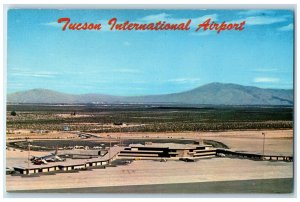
[30,149,65,165]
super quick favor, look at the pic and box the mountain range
[7,82,293,105]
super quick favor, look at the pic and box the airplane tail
[29,156,36,161]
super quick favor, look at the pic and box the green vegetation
[10,111,17,116]
[6,104,293,132]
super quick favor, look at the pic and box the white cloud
[111,68,140,73]
[278,23,293,31]
[139,13,218,29]
[10,69,59,78]
[227,16,287,26]
[245,16,286,25]
[253,77,280,83]
[190,30,214,36]
[168,78,201,84]
[42,21,61,27]
[32,74,56,78]
[140,13,171,22]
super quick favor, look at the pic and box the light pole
[27,142,31,174]
[262,132,265,160]
[109,135,111,164]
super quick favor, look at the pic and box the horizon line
[7,82,293,97]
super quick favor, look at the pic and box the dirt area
[98,129,293,139]
[6,129,293,155]
[6,130,77,141]
[99,129,293,156]
[56,114,93,118]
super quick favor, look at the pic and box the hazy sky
[7,9,294,95]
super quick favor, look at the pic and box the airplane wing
[55,155,62,161]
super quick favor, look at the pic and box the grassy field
[7,104,293,133]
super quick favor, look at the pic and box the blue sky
[7,9,294,95]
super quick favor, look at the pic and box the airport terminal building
[118,142,217,160]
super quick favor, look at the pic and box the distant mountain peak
[7,83,293,105]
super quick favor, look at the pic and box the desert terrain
[6,105,294,193]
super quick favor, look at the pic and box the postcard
[5,7,294,195]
